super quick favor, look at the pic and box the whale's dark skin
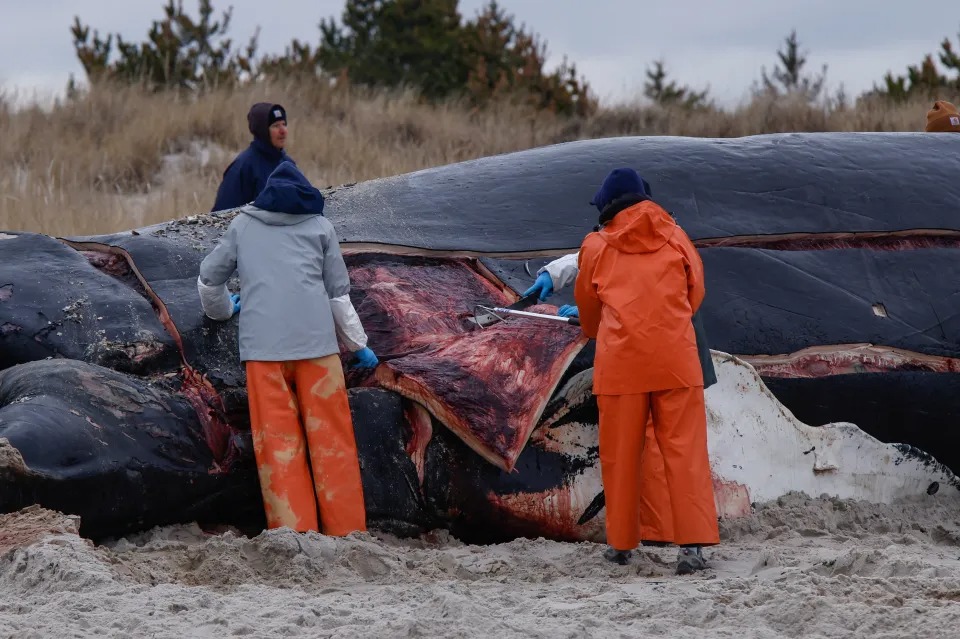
[1,132,959,540]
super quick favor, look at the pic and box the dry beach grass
[1,80,955,237]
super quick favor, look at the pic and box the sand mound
[1,493,958,638]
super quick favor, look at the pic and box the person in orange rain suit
[197,160,380,535]
[523,178,717,555]
[574,167,719,575]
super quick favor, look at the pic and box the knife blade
[470,292,539,327]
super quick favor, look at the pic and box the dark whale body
[1,132,958,540]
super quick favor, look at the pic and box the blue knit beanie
[590,168,651,212]
[253,161,324,216]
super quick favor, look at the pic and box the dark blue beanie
[590,168,651,212]
[253,161,325,216]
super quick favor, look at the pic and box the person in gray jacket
[197,160,377,536]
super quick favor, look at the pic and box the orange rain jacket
[574,199,705,395]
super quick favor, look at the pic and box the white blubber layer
[704,351,956,512]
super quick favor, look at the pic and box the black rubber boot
[676,546,707,575]
[603,547,632,565]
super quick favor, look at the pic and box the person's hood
[247,161,324,221]
[247,102,284,146]
[589,167,652,213]
[240,205,318,226]
[598,198,677,254]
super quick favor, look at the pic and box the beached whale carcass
[1,132,959,541]
[323,131,960,465]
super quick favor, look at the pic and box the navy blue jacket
[211,139,297,212]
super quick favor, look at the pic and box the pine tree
[644,60,709,109]
[69,0,596,116]
[71,0,258,91]
[872,28,960,101]
[317,0,467,99]
[758,30,826,102]
[462,1,595,116]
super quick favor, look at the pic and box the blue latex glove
[230,293,241,314]
[523,271,554,302]
[558,304,579,318]
[352,346,379,369]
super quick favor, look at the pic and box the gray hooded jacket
[197,205,367,362]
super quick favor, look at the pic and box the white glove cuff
[330,295,368,351]
[538,252,580,291]
[197,275,235,321]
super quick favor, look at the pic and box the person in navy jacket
[211,103,296,211]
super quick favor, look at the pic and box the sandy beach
[1,491,958,639]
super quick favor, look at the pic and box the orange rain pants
[598,388,719,551]
[245,355,366,535]
[636,416,674,543]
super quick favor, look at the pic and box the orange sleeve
[674,229,705,313]
[574,236,603,339]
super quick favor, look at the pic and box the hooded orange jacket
[574,200,705,394]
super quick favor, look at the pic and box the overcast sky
[0,1,956,107]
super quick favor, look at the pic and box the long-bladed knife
[469,292,540,328]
